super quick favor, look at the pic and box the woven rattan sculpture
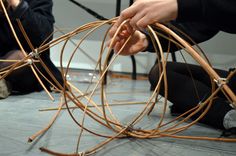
[1,1,235,155]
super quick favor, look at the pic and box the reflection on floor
[0,71,235,156]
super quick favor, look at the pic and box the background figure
[0,0,63,98]
[109,0,236,135]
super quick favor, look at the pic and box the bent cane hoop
[154,23,236,107]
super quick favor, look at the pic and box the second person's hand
[111,0,178,33]
[108,23,149,56]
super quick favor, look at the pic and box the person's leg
[0,50,43,93]
[148,62,234,129]
[163,62,235,99]
[1,50,64,94]
[0,50,25,69]
[6,64,43,93]
[0,50,23,97]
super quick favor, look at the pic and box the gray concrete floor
[0,75,236,156]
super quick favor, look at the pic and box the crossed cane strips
[0,1,236,156]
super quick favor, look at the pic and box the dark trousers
[1,50,63,94]
[148,62,235,129]
[6,59,63,94]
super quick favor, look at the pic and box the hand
[112,0,178,31]
[108,23,149,56]
[8,0,21,9]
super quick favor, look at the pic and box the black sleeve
[9,0,54,49]
[145,0,236,53]
[145,21,219,53]
[177,0,236,33]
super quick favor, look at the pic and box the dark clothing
[0,0,63,93]
[0,0,54,54]
[149,62,235,129]
[177,0,236,33]
[146,0,236,52]
[147,0,236,129]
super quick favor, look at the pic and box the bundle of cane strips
[1,1,236,156]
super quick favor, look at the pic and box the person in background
[0,0,63,99]
[109,0,236,135]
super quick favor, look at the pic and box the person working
[0,0,63,99]
[109,0,236,135]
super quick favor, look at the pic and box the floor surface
[0,75,236,156]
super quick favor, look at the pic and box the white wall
[198,32,236,70]
[174,32,236,70]
[51,0,236,74]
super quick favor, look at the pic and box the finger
[129,11,146,31]
[136,13,156,30]
[115,38,129,55]
[115,4,139,29]
[119,29,132,38]
[124,23,135,34]
[107,35,121,49]
[109,23,131,40]
[110,3,139,38]
[118,23,135,39]
[109,23,119,38]
[114,42,123,54]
